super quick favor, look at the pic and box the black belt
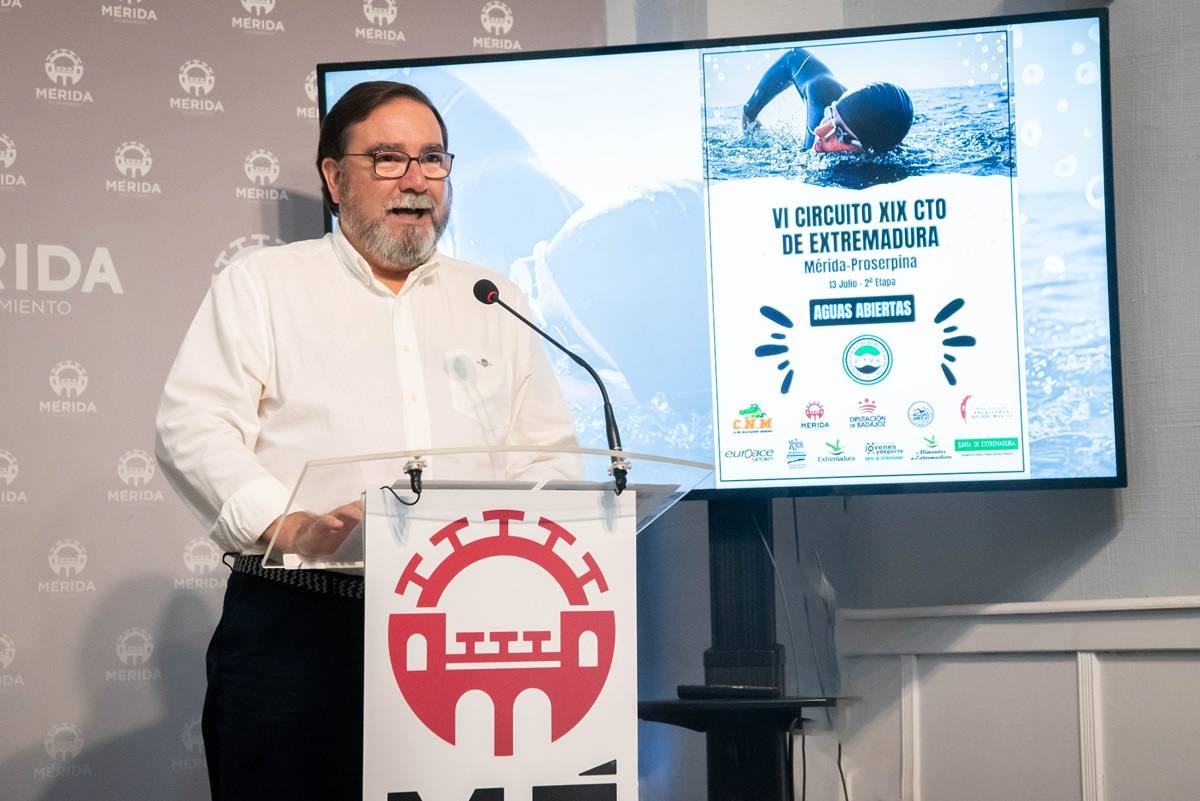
[228,554,365,601]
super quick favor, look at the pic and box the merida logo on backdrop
[237,149,287,201]
[106,141,161,196]
[37,723,92,779]
[39,539,97,594]
[233,0,285,33]
[357,0,406,43]
[108,627,162,683]
[0,633,24,689]
[37,49,94,104]
[297,69,318,119]
[110,449,164,504]
[101,0,158,23]
[172,717,205,771]
[177,537,227,590]
[1,0,24,10]
[476,0,521,50]
[41,360,98,415]
[0,449,28,504]
[171,60,224,114]
[0,134,27,189]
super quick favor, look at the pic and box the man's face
[322,97,451,273]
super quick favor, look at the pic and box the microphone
[472,278,630,494]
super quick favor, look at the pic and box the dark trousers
[202,571,364,801]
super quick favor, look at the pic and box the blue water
[704,84,1015,189]
[1019,191,1117,478]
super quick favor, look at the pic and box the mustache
[385,194,436,213]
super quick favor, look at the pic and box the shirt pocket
[443,348,513,437]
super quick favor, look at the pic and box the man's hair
[315,81,449,214]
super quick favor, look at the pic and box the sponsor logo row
[730,395,1014,436]
[725,434,1021,470]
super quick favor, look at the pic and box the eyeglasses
[342,150,455,179]
[819,103,861,147]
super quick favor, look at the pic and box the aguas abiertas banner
[364,488,637,800]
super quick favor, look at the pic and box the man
[156,81,578,800]
[742,47,914,153]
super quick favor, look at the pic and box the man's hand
[260,500,364,558]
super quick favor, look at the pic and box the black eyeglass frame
[342,150,455,179]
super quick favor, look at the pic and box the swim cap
[836,82,914,151]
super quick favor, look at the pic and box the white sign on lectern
[363,486,638,800]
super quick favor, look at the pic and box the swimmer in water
[742,47,914,153]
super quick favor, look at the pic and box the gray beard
[339,184,450,272]
[351,213,439,270]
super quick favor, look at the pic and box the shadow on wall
[275,191,326,244]
[0,576,217,801]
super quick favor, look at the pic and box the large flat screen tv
[319,8,1125,496]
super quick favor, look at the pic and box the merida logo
[177,538,226,590]
[101,0,157,22]
[172,717,205,771]
[233,0,284,32]
[171,60,223,113]
[298,69,318,119]
[38,723,92,777]
[37,49,94,103]
[108,627,162,682]
[475,0,521,50]
[42,360,98,415]
[0,133,25,188]
[357,0,405,42]
[110,449,163,503]
[107,141,161,195]
[238,149,288,201]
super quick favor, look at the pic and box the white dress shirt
[156,226,579,553]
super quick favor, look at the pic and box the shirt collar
[331,222,442,293]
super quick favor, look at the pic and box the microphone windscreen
[472,278,500,305]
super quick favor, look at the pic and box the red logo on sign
[389,509,615,757]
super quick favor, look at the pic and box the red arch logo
[388,509,615,756]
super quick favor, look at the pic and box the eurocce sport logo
[753,298,977,391]
[390,509,614,758]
